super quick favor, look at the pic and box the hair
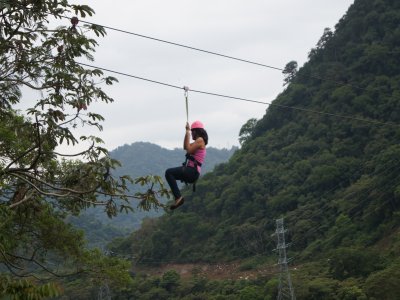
[192,128,208,145]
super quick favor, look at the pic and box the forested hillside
[111,0,400,298]
[68,142,236,248]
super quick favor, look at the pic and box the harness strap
[182,153,201,192]
[184,153,202,167]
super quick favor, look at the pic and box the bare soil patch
[136,261,276,280]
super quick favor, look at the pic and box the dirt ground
[135,261,277,281]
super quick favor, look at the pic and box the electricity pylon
[97,282,111,300]
[274,218,296,300]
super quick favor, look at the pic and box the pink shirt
[187,148,206,174]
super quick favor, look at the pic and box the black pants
[165,166,199,199]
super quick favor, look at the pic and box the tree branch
[9,189,35,209]
[4,145,38,172]
[8,172,111,208]
[11,170,98,195]
[6,251,86,278]
[0,246,24,271]
[8,172,71,198]
[49,141,95,157]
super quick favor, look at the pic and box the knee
[165,168,171,178]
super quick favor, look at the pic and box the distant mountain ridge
[111,142,237,178]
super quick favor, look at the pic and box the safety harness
[182,153,202,192]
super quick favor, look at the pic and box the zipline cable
[78,62,400,128]
[66,18,284,72]
[71,17,371,91]
[7,4,392,93]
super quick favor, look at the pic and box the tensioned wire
[78,62,400,128]
[6,3,399,105]
[4,5,400,128]
[69,16,370,92]
[10,3,387,92]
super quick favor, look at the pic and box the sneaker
[170,197,185,210]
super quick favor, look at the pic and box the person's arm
[186,138,204,154]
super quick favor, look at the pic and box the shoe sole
[170,198,185,210]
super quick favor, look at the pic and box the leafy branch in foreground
[0,0,170,292]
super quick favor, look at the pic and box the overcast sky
[32,1,355,151]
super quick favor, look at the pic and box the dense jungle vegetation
[0,1,169,298]
[107,0,400,298]
[2,0,400,299]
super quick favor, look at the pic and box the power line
[72,17,373,91]
[9,4,396,94]
[78,62,400,128]
[68,18,285,73]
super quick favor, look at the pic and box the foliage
[364,259,400,300]
[0,0,169,296]
[110,269,274,300]
[108,0,400,298]
[282,60,298,86]
[328,247,384,280]
[160,270,180,292]
[3,0,400,298]
[125,0,400,262]
[238,118,258,145]
[0,276,60,300]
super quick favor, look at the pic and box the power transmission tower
[97,282,111,300]
[274,218,296,300]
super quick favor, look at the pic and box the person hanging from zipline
[165,120,208,210]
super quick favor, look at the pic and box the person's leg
[182,167,199,183]
[165,167,199,209]
[165,166,185,200]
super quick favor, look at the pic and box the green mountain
[112,0,400,298]
[69,142,236,248]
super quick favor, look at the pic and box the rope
[184,86,189,123]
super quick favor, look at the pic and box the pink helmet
[191,120,204,129]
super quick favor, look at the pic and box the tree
[282,60,298,86]
[364,261,400,300]
[239,286,264,300]
[328,248,383,280]
[0,0,168,291]
[308,27,333,59]
[238,118,258,145]
[160,270,181,292]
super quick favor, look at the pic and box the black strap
[181,154,201,192]
[183,153,202,168]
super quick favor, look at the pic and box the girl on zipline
[165,121,208,210]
